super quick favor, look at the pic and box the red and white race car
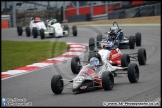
[88,37,147,67]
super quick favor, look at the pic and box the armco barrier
[68,14,90,23]
[125,7,140,18]
[108,9,125,19]
[154,3,161,16]
[139,5,154,17]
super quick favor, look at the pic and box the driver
[34,17,41,23]
[103,41,115,50]
[49,19,57,25]
[108,26,118,41]
[89,57,99,70]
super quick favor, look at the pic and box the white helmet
[110,26,118,34]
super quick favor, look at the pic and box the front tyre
[102,71,114,91]
[135,32,141,46]
[129,36,135,49]
[138,48,147,65]
[128,63,139,83]
[71,56,81,74]
[51,74,64,94]
[121,54,130,67]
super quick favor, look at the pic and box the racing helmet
[90,57,99,66]
[51,19,57,25]
[105,41,114,50]
[110,26,118,34]
[35,17,41,23]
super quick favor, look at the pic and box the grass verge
[2,40,70,72]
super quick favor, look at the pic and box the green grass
[2,40,70,72]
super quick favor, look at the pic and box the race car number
[73,76,84,82]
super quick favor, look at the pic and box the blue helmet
[90,57,99,66]
[105,41,114,50]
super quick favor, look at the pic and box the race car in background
[17,17,77,39]
[40,19,77,39]
[96,21,142,49]
[17,17,46,38]
[89,37,147,67]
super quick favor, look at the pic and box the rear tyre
[135,32,141,46]
[71,56,81,74]
[129,36,135,49]
[40,29,45,39]
[96,34,102,49]
[138,48,147,65]
[17,26,23,36]
[51,75,64,94]
[33,27,38,38]
[26,27,30,37]
[127,63,139,83]
[102,71,114,91]
[72,25,77,36]
[121,54,130,67]
[89,37,95,51]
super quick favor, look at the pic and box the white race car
[17,18,77,39]
[17,17,47,38]
[39,19,77,39]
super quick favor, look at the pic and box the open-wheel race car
[96,21,142,49]
[89,37,147,67]
[17,17,77,39]
[50,47,144,94]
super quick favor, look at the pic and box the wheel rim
[76,62,80,72]
[57,79,63,89]
[134,69,138,80]
[108,78,113,88]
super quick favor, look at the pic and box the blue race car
[95,21,141,49]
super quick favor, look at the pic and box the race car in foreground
[89,37,147,67]
[96,21,142,49]
[17,17,77,39]
[51,48,143,94]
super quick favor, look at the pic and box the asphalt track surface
[2,25,161,107]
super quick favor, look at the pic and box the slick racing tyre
[135,32,141,46]
[89,37,95,51]
[33,27,38,38]
[129,36,135,49]
[121,54,130,67]
[71,56,81,74]
[17,26,23,36]
[127,63,139,83]
[96,34,102,49]
[138,48,147,65]
[40,29,45,39]
[72,25,77,36]
[26,27,30,37]
[102,71,114,91]
[51,74,64,94]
